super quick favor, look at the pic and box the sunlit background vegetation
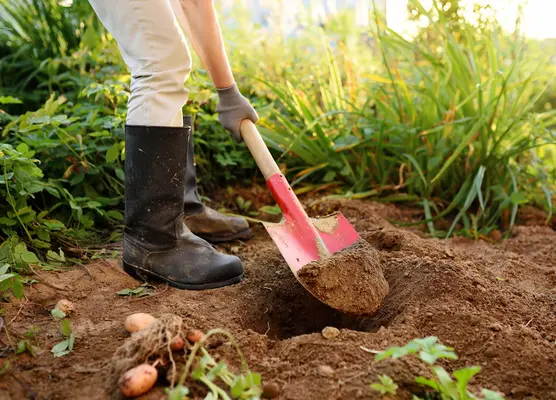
[0,0,554,297]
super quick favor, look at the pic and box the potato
[170,335,186,351]
[119,364,158,397]
[55,299,75,315]
[186,329,205,343]
[124,313,156,333]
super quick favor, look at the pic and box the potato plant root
[108,314,187,396]
[0,199,554,400]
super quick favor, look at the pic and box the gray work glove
[216,83,259,143]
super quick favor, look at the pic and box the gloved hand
[216,83,259,143]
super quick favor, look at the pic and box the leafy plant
[371,336,504,400]
[16,338,38,357]
[116,283,154,298]
[167,328,263,400]
[0,263,24,300]
[51,318,75,358]
[370,374,398,396]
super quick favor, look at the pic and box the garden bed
[0,199,554,399]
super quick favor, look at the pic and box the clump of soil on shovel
[297,240,389,315]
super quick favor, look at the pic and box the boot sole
[196,227,253,244]
[122,261,244,290]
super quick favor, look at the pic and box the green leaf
[231,379,245,397]
[11,277,24,299]
[16,341,27,354]
[370,375,398,395]
[51,308,66,320]
[20,251,39,264]
[167,385,190,400]
[16,143,29,154]
[432,366,458,398]
[106,210,124,221]
[106,144,119,163]
[323,170,336,182]
[115,168,125,181]
[14,243,26,255]
[0,264,9,275]
[51,340,69,355]
[46,250,65,262]
[415,376,439,390]
[0,96,22,104]
[116,288,132,296]
[53,349,70,358]
[454,366,481,398]
[510,192,528,205]
[43,220,65,230]
[0,274,15,283]
[37,229,51,242]
[259,205,282,215]
[375,341,420,361]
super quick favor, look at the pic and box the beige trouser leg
[88,0,192,127]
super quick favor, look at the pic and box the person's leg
[164,0,252,243]
[181,115,252,242]
[88,0,244,289]
[89,0,190,127]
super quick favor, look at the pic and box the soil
[297,240,389,316]
[0,199,555,400]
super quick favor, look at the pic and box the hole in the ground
[241,266,385,340]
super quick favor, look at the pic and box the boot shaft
[183,115,204,215]
[124,125,189,247]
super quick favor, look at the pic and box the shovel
[240,120,360,275]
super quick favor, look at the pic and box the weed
[16,339,38,356]
[370,374,398,396]
[116,283,154,298]
[167,328,263,400]
[51,318,75,358]
[50,303,75,357]
[370,336,504,400]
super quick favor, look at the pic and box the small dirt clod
[262,382,281,399]
[321,326,340,339]
[297,240,389,315]
[317,365,335,377]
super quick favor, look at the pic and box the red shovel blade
[264,213,359,273]
[263,174,359,274]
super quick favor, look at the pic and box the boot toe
[204,253,244,285]
[232,216,250,231]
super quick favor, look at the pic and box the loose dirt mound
[298,240,389,315]
[1,199,554,400]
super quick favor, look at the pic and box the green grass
[251,2,555,237]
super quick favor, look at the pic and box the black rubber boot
[182,115,252,243]
[122,125,244,290]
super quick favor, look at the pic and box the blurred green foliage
[0,0,554,296]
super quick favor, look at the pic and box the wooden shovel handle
[240,119,281,180]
